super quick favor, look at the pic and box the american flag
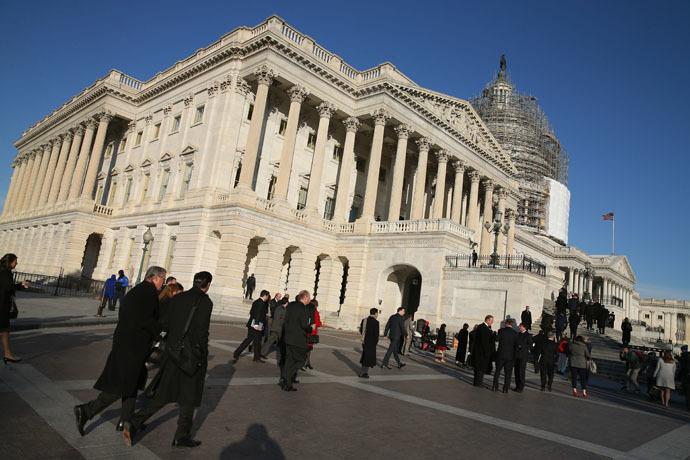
[602,212,614,221]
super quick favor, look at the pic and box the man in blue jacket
[96,274,117,317]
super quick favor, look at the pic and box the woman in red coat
[304,299,322,370]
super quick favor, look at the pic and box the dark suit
[455,329,469,364]
[539,339,558,390]
[472,322,493,386]
[493,327,518,391]
[234,297,268,360]
[381,313,407,367]
[521,310,532,331]
[532,332,545,373]
[514,331,533,391]
[281,301,312,388]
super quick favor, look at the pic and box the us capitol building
[0,16,686,345]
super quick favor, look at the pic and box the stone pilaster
[82,112,113,199]
[432,150,449,218]
[359,108,390,221]
[450,160,465,224]
[388,124,411,221]
[411,137,431,220]
[305,101,336,216]
[478,179,494,257]
[333,116,360,222]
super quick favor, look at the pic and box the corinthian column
[495,188,507,256]
[82,113,113,199]
[29,143,54,210]
[466,170,481,235]
[4,157,27,215]
[411,137,431,220]
[360,108,390,220]
[478,179,494,257]
[16,150,40,212]
[450,160,465,224]
[305,102,336,215]
[68,119,97,200]
[388,124,411,221]
[505,209,516,256]
[58,126,85,202]
[274,84,308,202]
[237,65,274,190]
[432,150,449,218]
[37,137,62,207]
[48,132,74,204]
[333,116,360,221]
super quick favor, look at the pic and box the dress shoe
[123,422,136,446]
[172,438,202,448]
[278,379,286,390]
[305,364,314,370]
[583,390,588,399]
[74,404,88,436]
[260,355,268,359]
[117,420,145,432]
[381,364,392,369]
[253,359,266,364]
[232,352,240,361]
[398,363,406,369]
[547,385,552,392]
[492,386,498,392]
[514,388,524,393]
[359,373,369,378]
[3,356,22,365]
[291,378,300,384]
[282,385,297,392]
[573,388,578,397]
[540,386,545,391]
[503,388,509,394]
[300,366,307,371]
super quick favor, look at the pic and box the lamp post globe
[135,228,154,284]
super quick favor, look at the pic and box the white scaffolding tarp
[545,178,570,244]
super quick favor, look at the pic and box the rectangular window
[152,123,161,140]
[123,178,133,206]
[234,164,242,188]
[158,169,170,201]
[95,186,104,205]
[135,131,143,147]
[297,187,308,210]
[332,144,342,162]
[278,118,287,136]
[171,115,181,133]
[323,197,335,220]
[657,315,663,320]
[247,103,254,121]
[140,174,150,204]
[267,175,277,200]
[193,105,205,124]
[356,157,366,173]
[125,237,135,270]
[165,236,177,271]
[119,138,126,151]
[379,168,387,182]
[108,239,118,269]
[180,164,193,198]
[107,182,117,206]
[104,143,114,158]
[644,314,650,319]
[307,132,316,150]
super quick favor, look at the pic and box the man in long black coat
[123,271,214,448]
[493,318,518,393]
[514,323,533,392]
[455,323,469,366]
[233,290,269,362]
[521,306,532,331]
[359,308,379,378]
[280,290,314,391]
[74,266,165,436]
[472,315,494,387]
[381,307,407,369]
[540,332,559,391]
[532,329,545,373]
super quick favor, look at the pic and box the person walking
[493,318,518,393]
[123,271,214,448]
[245,273,256,300]
[233,290,270,363]
[74,266,165,436]
[304,299,321,370]
[678,345,690,410]
[597,305,608,334]
[654,350,676,407]
[532,329,545,374]
[1,253,22,364]
[555,288,567,316]
[569,335,591,398]
[472,316,494,387]
[619,347,642,393]
[402,314,415,356]
[521,306,532,331]
[381,307,407,369]
[279,290,314,392]
[514,322,532,392]
[359,308,379,378]
[539,332,558,391]
[621,318,632,347]
[585,301,595,330]
[472,249,478,267]
[435,324,447,363]
[455,323,469,367]
[96,274,117,317]
[112,270,129,310]
[569,310,581,338]
[557,332,570,375]
[555,313,567,339]
[261,294,287,359]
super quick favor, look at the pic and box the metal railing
[445,254,547,277]
[13,270,106,298]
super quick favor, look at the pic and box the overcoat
[621,320,632,343]
[283,301,311,349]
[471,323,494,371]
[0,267,16,329]
[360,316,379,367]
[146,286,213,406]
[94,281,160,395]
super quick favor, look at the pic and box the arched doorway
[378,264,422,320]
[81,233,102,279]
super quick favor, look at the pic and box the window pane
[153,124,161,139]
[194,105,205,123]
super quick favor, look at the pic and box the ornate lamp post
[583,261,596,302]
[135,227,154,285]
[484,210,510,267]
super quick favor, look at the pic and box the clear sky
[1,0,688,300]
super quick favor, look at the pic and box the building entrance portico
[378,264,422,320]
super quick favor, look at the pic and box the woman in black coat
[435,324,447,363]
[0,253,22,364]
[359,308,380,378]
[455,323,469,366]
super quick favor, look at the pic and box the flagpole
[611,210,615,255]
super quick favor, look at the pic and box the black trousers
[570,324,579,337]
[533,351,541,372]
[540,363,555,389]
[281,345,307,385]
[133,398,195,440]
[85,391,136,423]
[515,356,528,390]
[473,367,485,387]
[493,359,514,391]
[571,366,588,389]
[235,327,262,360]
[381,339,402,366]
[586,317,594,329]
[112,290,126,309]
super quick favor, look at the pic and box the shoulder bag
[167,295,204,376]
[588,359,597,374]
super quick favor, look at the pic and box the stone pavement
[2,312,690,460]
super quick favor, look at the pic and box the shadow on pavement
[332,350,360,375]
[220,424,285,459]
[193,357,237,435]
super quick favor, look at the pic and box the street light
[135,227,154,285]
[484,210,510,267]
[583,261,596,302]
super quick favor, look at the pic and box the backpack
[558,340,568,354]
[634,350,646,365]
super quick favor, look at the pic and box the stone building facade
[0,16,641,331]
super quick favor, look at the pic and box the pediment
[109,168,120,176]
[390,83,518,177]
[159,152,174,162]
[140,158,153,168]
[96,171,107,180]
[613,256,637,283]
[180,144,197,156]
[123,163,136,173]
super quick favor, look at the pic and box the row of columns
[233,65,516,253]
[3,113,113,217]
[566,267,634,317]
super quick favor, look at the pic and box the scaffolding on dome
[469,61,569,232]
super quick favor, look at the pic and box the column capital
[394,123,412,139]
[255,64,276,86]
[128,120,137,132]
[51,136,63,147]
[495,187,508,200]
[287,85,308,103]
[468,169,481,183]
[316,101,336,119]
[61,131,74,143]
[163,104,173,116]
[505,209,516,220]
[144,113,153,125]
[343,116,361,133]
[98,111,114,124]
[482,178,494,192]
[207,81,220,97]
[235,77,251,95]
[41,142,51,152]
[452,159,466,173]
[371,108,391,126]
[435,149,449,163]
[220,74,234,92]
[85,118,98,130]
[183,92,195,107]
[415,137,432,152]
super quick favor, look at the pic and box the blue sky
[1,1,689,300]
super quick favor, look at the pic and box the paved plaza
[2,294,690,460]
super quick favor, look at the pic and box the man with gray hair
[74,266,165,436]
